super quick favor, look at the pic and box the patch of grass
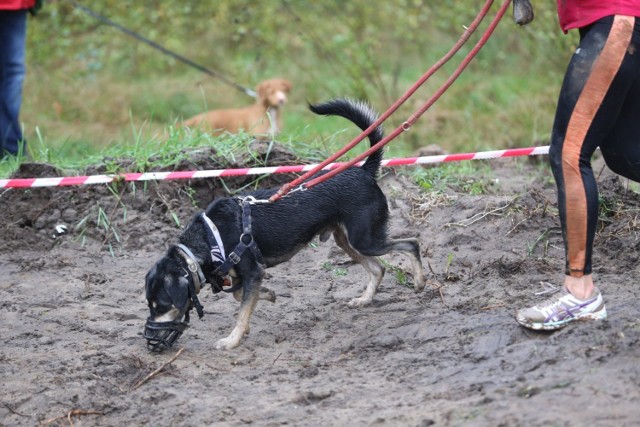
[598,195,623,220]
[379,258,412,289]
[527,229,551,258]
[408,191,456,224]
[321,261,348,277]
[409,161,495,195]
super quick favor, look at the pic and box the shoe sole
[516,306,607,331]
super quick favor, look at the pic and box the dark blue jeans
[0,9,28,157]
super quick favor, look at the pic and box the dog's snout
[275,91,287,104]
[152,306,181,322]
[144,317,189,352]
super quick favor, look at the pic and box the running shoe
[516,286,607,331]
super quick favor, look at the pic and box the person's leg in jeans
[0,9,28,157]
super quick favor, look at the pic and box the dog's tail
[309,98,383,178]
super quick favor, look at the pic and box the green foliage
[411,161,495,195]
[1,1,579,177]
[321,261,347,277]
[378,257,412,288]
[527,229,551,257]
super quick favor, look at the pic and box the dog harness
[174,197,265,319]
[198,212,235,293]
[175,196,266,322]
[200,213,226,266]
[200,197,265,294]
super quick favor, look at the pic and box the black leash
[69,0,257,98]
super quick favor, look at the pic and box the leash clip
[290,184,307,195]
[240,195,270,204]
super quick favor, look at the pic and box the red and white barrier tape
[0,145,549,189]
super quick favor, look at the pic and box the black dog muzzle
[144,318,189,352]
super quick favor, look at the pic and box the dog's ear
[256,81,269,99]
[146,247,190,314]
[145,263,159,300]
[163,246,190,309]
[164,275,190,311]
[280,79,292,93]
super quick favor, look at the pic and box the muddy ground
[1,143,639,427]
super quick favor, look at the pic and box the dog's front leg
[215,268,264,350]
[348,256,385,307]
[233,286,276,303]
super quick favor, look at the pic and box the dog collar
[176,243,205,293]
[175,244,206,319]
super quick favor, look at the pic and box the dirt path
[1,153,639,426]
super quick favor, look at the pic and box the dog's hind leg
[383,238,427,293]
[332,227,386,307]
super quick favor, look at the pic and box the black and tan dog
[145,98,427,350]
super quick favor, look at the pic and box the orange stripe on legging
[562,15,634,276]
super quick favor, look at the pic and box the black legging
[549,14,640,277]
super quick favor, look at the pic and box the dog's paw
[347,297,372,308]
[413,281,426,293]
[215,337,240,350]
[260,287,277,303]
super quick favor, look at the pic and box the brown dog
[182,78,292,139]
